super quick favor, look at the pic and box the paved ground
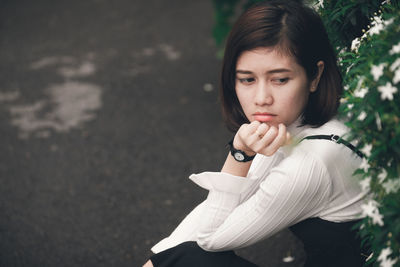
[0,1,305,266]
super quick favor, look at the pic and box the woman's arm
[193,148,331,251]
[150,153,280,253]
[151,122,289,253]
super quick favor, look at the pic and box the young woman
[144,1,368,266]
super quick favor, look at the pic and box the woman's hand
[233,121,290,157]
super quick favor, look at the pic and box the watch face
[234,152,245,161]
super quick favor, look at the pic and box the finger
[252,125,278,152]
[248,123,270,149]
[239,121,262,145]
[234,121,259,151]
[247,120,261,134]
[260,124,287,156]
[252,124,269,144]
[255,123,269,138]
[261,125,278,144]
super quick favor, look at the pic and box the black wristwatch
[228,139,255,162]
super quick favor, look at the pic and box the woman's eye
[238,78,255,84]
[273,78,289,84]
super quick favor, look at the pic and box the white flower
[369,21,384,35]
[361,144,373,157]
[337,46,347,55]
[354,87,368,98]
[380,258,397,267]
[382,178,400,194]
[378,247,392,261]
[347,103,354,110]
[359,177,371,193]
[378,169,388,182]
[378,82,397,100]
[371,211,384,226]
[358,111,367,121]
[378,247,393,262]
[351,38,361,52]
[378,247,398,267]
[383,17,395,26]
[390,58,400,72]
[361,200,379,217]
[361,200,384,226]
[313,0,324,10]
[389,42,400,55]
[393,68,400,84]
[360,157,370,172]
[371,63,386,81]
[367,16,393,36]
[353,77,369,98]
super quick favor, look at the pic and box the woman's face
[235,47,316,127]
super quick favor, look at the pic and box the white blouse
[151,118,366,253]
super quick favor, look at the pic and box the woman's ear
[310,61,324,92]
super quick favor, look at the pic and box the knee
[142,259,154,267]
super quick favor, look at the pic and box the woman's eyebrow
[236,68,292,74]
[267,68,292,74]
[236,70,253,74]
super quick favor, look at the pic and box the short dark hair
[220,0,343,132]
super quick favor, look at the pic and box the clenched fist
[233,121,291,157]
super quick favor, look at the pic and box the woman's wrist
[221,152,252,177]
[233,135,256,156]
[228,139,256,162]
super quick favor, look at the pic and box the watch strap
[228,139,256,162]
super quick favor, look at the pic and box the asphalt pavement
[0,1,305,266]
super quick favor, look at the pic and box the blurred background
[0,1,305,266]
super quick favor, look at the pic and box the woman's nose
[255,82,273,106]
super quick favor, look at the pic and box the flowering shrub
[213,0,400,266]
[338,12,400,267]
[315,1,400,266]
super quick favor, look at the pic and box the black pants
[289,218,367,267]
[150,241,258,267]
[150,218,367,267]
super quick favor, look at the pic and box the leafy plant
[212,0,400,266]
[336,2,400,266]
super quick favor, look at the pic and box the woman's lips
[253,113,276,122]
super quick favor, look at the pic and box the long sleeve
[151,153,281,253]
[192,148,332,251]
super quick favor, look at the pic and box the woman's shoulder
[293,119,360,166]
[303,118,350,137]
[286,118,356,161]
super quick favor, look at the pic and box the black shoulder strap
[301,134,365,158]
